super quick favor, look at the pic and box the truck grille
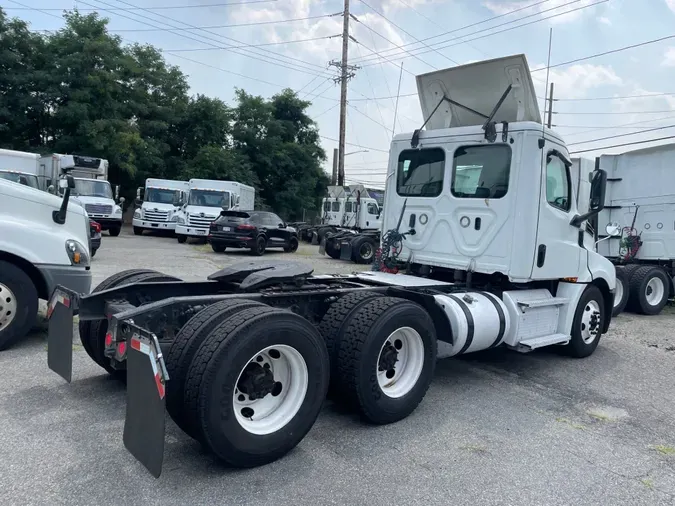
[188,214,217,228]
[85,204,112,215]
[143,209,170,222]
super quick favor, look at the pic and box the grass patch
[459,443,488,453]
[651,445,675,456]
[641,478,653,489]
[556,417,586,430]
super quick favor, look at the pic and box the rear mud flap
[123,330,168,479]
[47,287,77,383]
[318,236,327,255]
[311,231,319,245]
[340,240,353,261]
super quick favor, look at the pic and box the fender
[0,217,73,265]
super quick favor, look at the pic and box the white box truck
[132,178,190,235]
[573,144,675,316]
[0,148,41,189]
[39,154,125,236]
[175,179,255,243]
[0,174,92,350]
[44,54,615,478]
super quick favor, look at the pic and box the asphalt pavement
[1,227,674,505]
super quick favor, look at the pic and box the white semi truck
[132,178,189,235]
[0,148,41,189]
[175,179,255,243]
[44,54,615,478]
[40,154,125,236]
[573,144,675,316]
[0,173,92,351]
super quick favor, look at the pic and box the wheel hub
[237,362,276,400]
[0,282,17,330]
[378,341,399,374]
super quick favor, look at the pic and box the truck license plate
[195,229,206,235]
[222,226,231,232]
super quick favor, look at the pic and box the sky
[4,0,675,188]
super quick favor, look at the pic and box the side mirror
[48,184,55,194]
[236,195,241,205]
[53,176,76,225]
[605,223,621,237]
[279,222,286,228]
[119,196,126,204]
[588,169,607,211]
[570,169,607,228]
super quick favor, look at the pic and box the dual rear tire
[613,265,671,316]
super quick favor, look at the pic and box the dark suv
[208,210,299,256]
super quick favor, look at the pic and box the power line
[356,0,458,67]
[4,0,277,10]
[164,35,339,51]
[350,92,416,101]
[352,0,590,65]
[96,13,335,31]
[82,0,332,77]
[558,114,675,136]
[553,92,675,102]
[570,135,675,154]
[319,135,389,153]
[555,110,675,115]
[567,124,675,146]
[353,39,416,76]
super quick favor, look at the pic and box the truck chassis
[319,229,381,264]
[46,259,610,479]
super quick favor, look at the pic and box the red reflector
[118,341,126,356]
[104,332,113,348]
[237,224,255,230]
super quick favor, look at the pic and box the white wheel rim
[613,277,624,309]
[0,283,17,330]
[376,327,425,398]
[233,345,308,435]
[645,277,665,306]
[581,300,602,344]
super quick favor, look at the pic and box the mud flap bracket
[122,326,169,479]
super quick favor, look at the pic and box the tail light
[91,221,102,233]
[210,223,218,230]
[236,224,256,230]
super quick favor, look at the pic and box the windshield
[73,179,113,199]
[188,189,230,208]
[146,187,181,204]
[0,171,39,189]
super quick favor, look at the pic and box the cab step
[517,297,568,311]
[515,333,570,352]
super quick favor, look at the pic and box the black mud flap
[318,236,327,255]
[311,231,319,245]
[47,287,78,383]
[340,240,353,261]
[123,330,169,479]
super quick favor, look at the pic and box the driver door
[531,149,581,280]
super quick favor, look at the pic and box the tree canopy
[0,9,329,218]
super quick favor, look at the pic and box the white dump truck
[175,179,255,243]
[132,178,189,235]
[0,148,41,189]
[40,154,125,236]
[44,54,615,478]
[0,172,92,351]
[573,144,675,316]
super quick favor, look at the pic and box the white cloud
[531,63,623,99]
[483,0,599,24]
[661,47,675,67]
[666,0,675,14]
[597,16,611,25]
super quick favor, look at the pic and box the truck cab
[132,178,189,235]
[0,175,92,351]
[0,170,40,189]
[175,179,256,243]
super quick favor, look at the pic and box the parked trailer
[573,145,675,316]
[44,54,615,479]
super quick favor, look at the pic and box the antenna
[392,63,404,138]
[541,28,553,145]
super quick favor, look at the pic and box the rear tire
[133,227,143,236]
[109,227,121,237]
[177,235,187,244]
[325,238,341,259]
[565,284,605,358]
[318,291,384,394]
[627,265,670,315]
[165,299,266,439]
[612,267,629,316]
[336,296,437,424]
[0,261,38,351]
[351,236,377,264]
[183,306,329,467]
[211,243,226,253]
[251,236,266,256]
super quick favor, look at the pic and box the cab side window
[331,201,340,212]
[367,202,379,215]
[345,202,353,213]
[546,153,571,212]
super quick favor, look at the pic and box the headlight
[65,239,90,267]
[177,216,185,225]
[134,210,141,219]
[171,215,180,222]
[113,205,122,216]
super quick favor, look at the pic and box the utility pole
[331,148,338,185]
[329,0,358,187]
[546,82,554,129]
